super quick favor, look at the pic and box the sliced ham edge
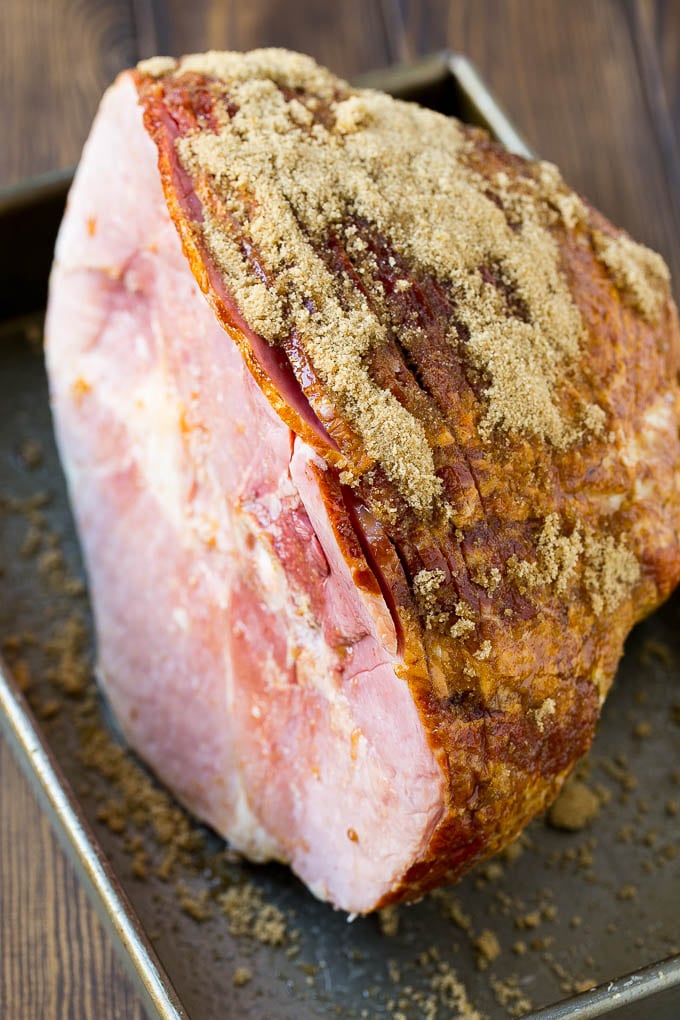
[45,71,446,913]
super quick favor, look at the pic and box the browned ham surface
[46,50,680,913]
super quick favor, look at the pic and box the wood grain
[0,0,136,185]
[628,0,680,258]
[1,1,680,1017]
[0,740,146,1020]
[140,0,396,78]
[634,0,680,148]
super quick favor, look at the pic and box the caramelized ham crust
[46,50,680,912]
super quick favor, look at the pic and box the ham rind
[46,51,680,912]
[46,74,444,912]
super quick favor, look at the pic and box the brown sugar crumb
[501,835,526,864]
[617,883,637,901]
[232,965,253,987]
[334,95,372,135]
[473,565,502,595]
[509,514,639,616]
[582,530,639,615]
[427,963,484,1020]
[378,905,400,937]
[37,548,66,583]
[515,910,541,930]
[136,55,177,78]
[593,229,670,323]
[131,847,149,880]
[548,779,600,832]
[508,514,582,595]
[45,615,90,696]
[633,721,653,739]
[158,48,608,516]
[77,715,204,880]
[473,639,492,661]
[534,161,588,231]
[450,601,476,640]
[413,568,447,628]
[490,974,532,1018]
[219,882,288,945]
[176,883,212,922]
[533,697,556,732]
[97,798,127,834]
[474,929,501,970]
[434,893,473,935]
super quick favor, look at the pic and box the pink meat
[46,73,444,913]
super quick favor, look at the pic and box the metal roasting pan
[1,51,679,1020]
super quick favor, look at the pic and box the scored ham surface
[46,51,680,913]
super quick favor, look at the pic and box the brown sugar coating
[134,50,680,902]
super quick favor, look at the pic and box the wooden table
[1,2,678,1016]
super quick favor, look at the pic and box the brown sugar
[413,568,447,628]
[378,904,400,937]
[474,929,501,970]
[232,965,253,987]
[219,882,289,945]
[593,229,670,323]
[138,48,636,516]
[548,780,601,832]
[45,615,90,696]
[176,883,213,921]
[509,515,639,616]
[490,974,532,1018]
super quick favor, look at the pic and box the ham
[46,51,680,913]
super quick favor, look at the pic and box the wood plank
[142,0,398,79]
[397,0,680,287]
[628,0,680,246]
[637,0,680,143]
[0,0,137,185]
[0,738,147,1020]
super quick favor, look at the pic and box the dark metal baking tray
[1,50,679,1020]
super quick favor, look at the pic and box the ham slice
[46,51,680,913]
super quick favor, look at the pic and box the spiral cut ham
[45,50,680,913]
